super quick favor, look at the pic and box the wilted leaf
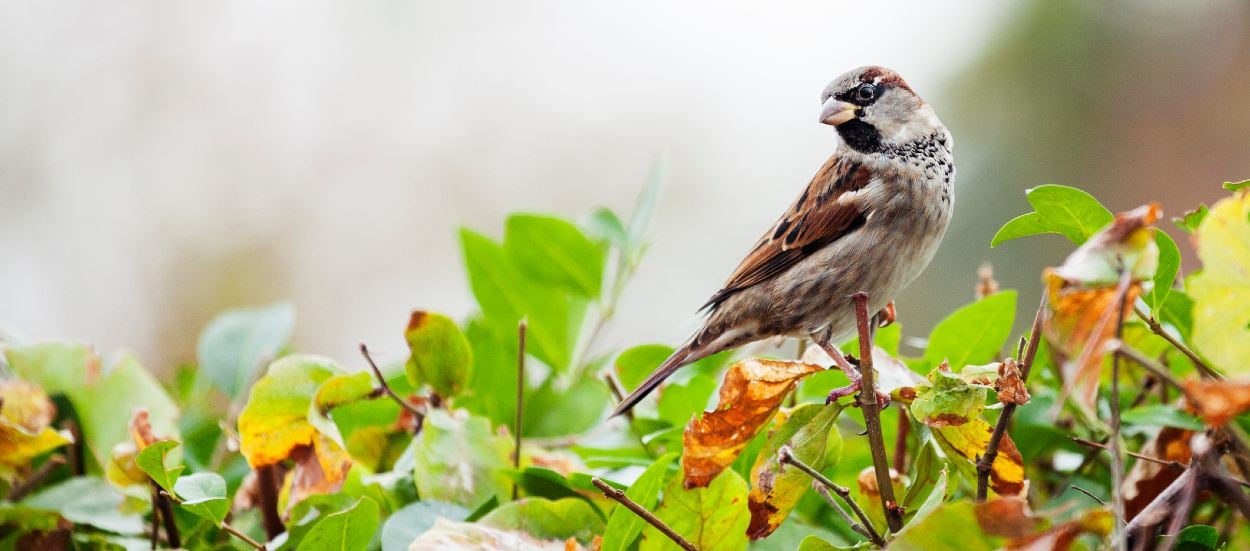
[911,364,990,427]
[504,213,606,298]
[682,359,823,488]
[990,185,1114,247]
[381,501,470,551]
[409,517,575,550]
[746,403,842,539]
[173,472,229,524]
[296,497,379,551]
[602,453,678,551]
[930,418,1025,496]
[1183,379,1250,427]
[974,497,1042,539]
[1007,508,1112,550]
[196,302,295,398]
[994,359,1030,405]
[288,434,354,509]
[481,497,603,544]
[641,470,750,551]
[922,291,1018,371]
[1190,190,1250,376]
[0,379,72,480]
[404,311,472,396]
[412,409,511,508]
[1123,426,1193,519]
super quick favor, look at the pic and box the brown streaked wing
[701,154,873,310]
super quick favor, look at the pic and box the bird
[612,66,955,417]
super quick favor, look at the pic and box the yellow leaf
[682,359,823,488]
[0,379,72,480]
[931,417,1025,496]
[1191,191,1250,376]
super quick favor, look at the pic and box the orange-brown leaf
[932,418,1026,496]
[975,496,1042,539]
[1123,425,1193,519]
[994,359,1030,406]
[1185,379,1250,427]
[682,358,823,488]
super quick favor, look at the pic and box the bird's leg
[812,330,862,403]
[877,300,896,328]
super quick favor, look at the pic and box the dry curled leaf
[1184,379,1250,427]
[975,496,1041,539]
[995,359,1030,406]
[682,358,823,488]
[1122,424,1193,519]
[1043,204,1159,413]
[1007,508,1112,551]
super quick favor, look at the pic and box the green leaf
[523,376,610,437]
[627,154,666,256]
[1222,179,1250,191]
[504,214,606,298]
[796,535,843,551]
[1174,205,1209,234]
[1159,291,1196,341]
[296,497,380,551]
[922,291,1017,370]
[641,470,750,551]
[173,472,229,524]
[1148,231,1181,313]
[480,497,604,544]
[404,311,472,396]
[308,371,375,450]
[1122,405,1204,430]
[237,355,342,467]
[616,344,675,393]
[135,440,183,493]
[909,469,949,526]
[412,409,511,508]
[891,501,1000,551]
[1190,191,1250,376]
[657,374,716,427]
[602,453,678,551]
[746,403,843,539]
[991,185,1113,246]
[587,207,630,251]
[25,477,144,535]
[381,501,469,551]
[910,368,989,427]
[196,302,295,398]
[1174,524,1219,550]
[2,341,94,396]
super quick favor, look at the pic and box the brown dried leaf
[287,433,353,510]
[1007,509,1112,551]
[1184,379,1250,426]
[682,358,823,488]
[975,496,1041,539]
[128,409,157,449]
[1122,425,1193,519]
[994,359,1030,406]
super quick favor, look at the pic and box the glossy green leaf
[602,453,678,551]
[616,344,675,393]
[296,497,380,551]
[135,440,183,493]
[412,409,511,508]
[1222,179,1250,191]
[504,213,606,298]
[991,185,1113,246]
[922,291,1017,370]
[381,501,469,551]
[404,311,472,396]
[480,497,604,545]
[173,472,229,524]
[1148,230,1181,313]
[746,403,842,539]
[1121,405,1204,430]
[1174,524,1219,550]
[657,374,716,426]
[196,302,295,398]
[641,470,750,551]
[308,371,375,450]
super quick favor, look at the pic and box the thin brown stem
[591,478,697,551]
[513,321,526,501]
[1071,436,1187,472]
[977,294,1044,501]
[1112,344,1199,407]
[62,420,84,476]
[6,455,65,501]
[893,405,910,475]
[779,446,885,547]
[1070,484,1105,505]
[256,464,284,540]
[221,522,268,550]
[1125,468,1196,534]
[852,292,903,533]
[359,344,425,419]
[1110,270,1130,551]
[1134,306,1220,380]
[154,488,181,549]
[813,484,876,543]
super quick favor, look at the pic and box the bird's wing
[701,153,874,310]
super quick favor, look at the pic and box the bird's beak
[819,97,858,126]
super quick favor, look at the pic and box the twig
[893,405,910,474]
[813,484,876,543]
[1159,474,1199,551]
[977,294,1044,501]
[1110,270,1130,551]
[221,522,268,550]
[154,487,181,549]
[513,321,526,501]
[779,445,885,547]
[256,464,284,539]
[6,455,65,501]
[1134,306,1220,380]
[62,420,84,476]
[1071,436,1187,472]
[1125,468,1196,534]
[150,483,160,550]
[1070,484,1105,505]
[852,292,903,533]
[359,344,425,419]
[591,477,696,551]
[1112,344,1199,407]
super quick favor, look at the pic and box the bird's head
[819,66,944,154]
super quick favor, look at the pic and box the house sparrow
[612,66,954,417]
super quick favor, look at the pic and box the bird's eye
[856,85,875,101]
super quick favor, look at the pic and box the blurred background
[3,0,1248,375]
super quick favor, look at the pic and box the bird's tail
[611,341,708,417]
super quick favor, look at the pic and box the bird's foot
[824,380,891,408]
[877,301,897,328]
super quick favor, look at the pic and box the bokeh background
[3,0,1248,374]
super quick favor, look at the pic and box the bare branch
[5,455,65,501]
[591,477,697,551]
[256,464,284,540]
[1070,484,1105,505]
[1110,270,1131,551]
[779,445,885,547]
[977,294,1044,501]
[359,343,425,419]
[852,292,904,533]
[1134,305,1221,380]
